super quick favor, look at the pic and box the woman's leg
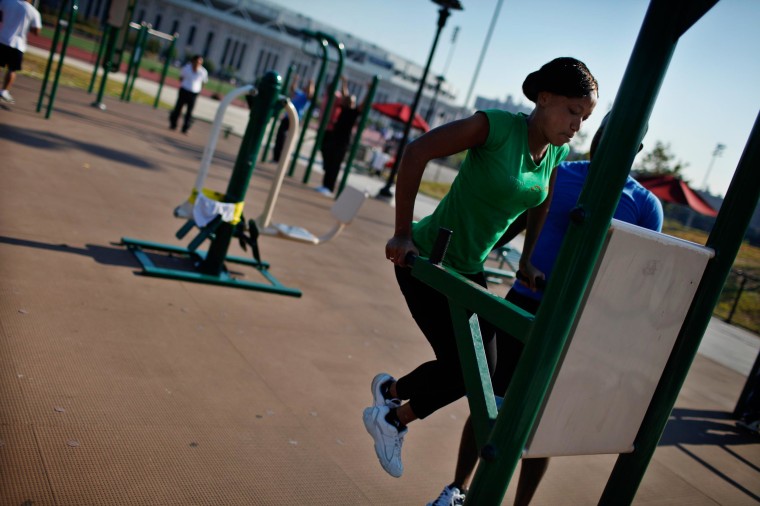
[393,266,497,419]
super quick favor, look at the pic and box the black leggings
[393,266,498,419]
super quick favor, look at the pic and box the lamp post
[377,0,463,199]
[701,142,726,192]
[425,75,445,125]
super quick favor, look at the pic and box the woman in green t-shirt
[364,57,599,478]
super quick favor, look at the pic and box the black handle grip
[516,270,546,290]
[429,227,453,265]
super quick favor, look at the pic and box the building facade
[77,0,472,127]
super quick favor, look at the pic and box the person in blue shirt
[272,77,314,162]
[426,113,663,506]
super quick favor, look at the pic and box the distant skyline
[266,0,759,197]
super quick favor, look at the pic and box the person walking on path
[169,54,208,134]
[315,76,369,196]
[362,57,599,478]
[0,0,41,104]
[426,113,663,506]
[272,76,314,162]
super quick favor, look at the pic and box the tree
[634,140,689,178]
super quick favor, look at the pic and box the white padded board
[523,219,713,458]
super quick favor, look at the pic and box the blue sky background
[266,0,759,197]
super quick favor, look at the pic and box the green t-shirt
[412,110,569,274]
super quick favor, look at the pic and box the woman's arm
[386,112,490,266]
[518,166,558,290]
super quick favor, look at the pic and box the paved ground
[1,71,759,506]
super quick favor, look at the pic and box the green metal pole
[45,0,78,119]
[337,75,379,196]
[288,34,328,178]
[36,0,68,113]
[92,23,120,110]
[153,33,177,108]
[200,72,281,276]
[600,109,759,505]
[88,25,109,94]
[261,64,294,162]
[121,23,144,101]
[464,0,719,503]
[126,24,150,102]
[302,31,344,184]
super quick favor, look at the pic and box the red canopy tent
[635,174,718,216]
[371,102,431,132]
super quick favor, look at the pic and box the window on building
[137,9,145,22]
[236,43,247,70]
[202,32,214,59]
[254,49,278,78]
[229,41,240,70]
[154,14,162,31]
[170,20,179,36]
[187,25,196,45]
[221,37,232,66]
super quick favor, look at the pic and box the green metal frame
[399,1,760,504]
[120,237,300,297]
[36,0,78,119]
[91,22,120,110]
[261,64,294,162]
[121,23,148,101]
[122,71,302,298]
[302,31,345,184]
[153,33,178,108]
[337,75,380,197]
[288,33,329,178]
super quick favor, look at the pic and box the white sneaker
[371,372,399,407]
[0,89,14,104]
[363,404,406,477]
[427,484,466,506]
[314,186,333,196]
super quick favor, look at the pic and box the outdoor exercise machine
[286,30,337,180]
[172,80,365,248]
[121,71,302,297]
[260,64,295,162]
[301,31,344,186]
[336,75,379,196]
[35,0,78,119]
[89,0,133,110]
[117,21,177,104]
[173,83,256,221]
[403,1,759,504]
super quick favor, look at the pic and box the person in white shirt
[169,54,208,134]
[0,0,42,103]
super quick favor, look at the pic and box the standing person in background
[315,76,368,197]
[0,0,41,104]
[363,57,598,478]
[272,76,315,162]
[426,113,663,506]
[169,55,208,134]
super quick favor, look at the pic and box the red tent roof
[635,175,718,216]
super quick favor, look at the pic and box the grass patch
[663,219,759,334]
[419,181,451,200]
[20,52,171,109]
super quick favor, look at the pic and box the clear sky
[265,0,759,197]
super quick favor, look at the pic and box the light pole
[701,142,726,192]
[425,75,445,125]
[377,0,463,199]
[461,0,504,115]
